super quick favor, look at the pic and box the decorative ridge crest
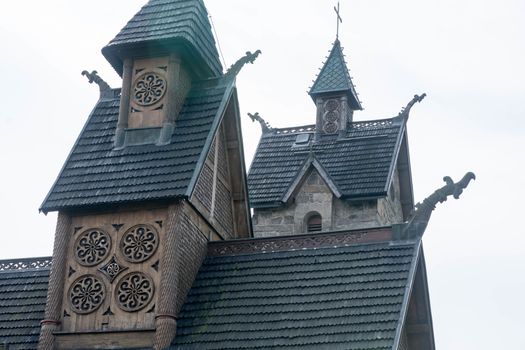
[403,172,476,238]
[274,125,316,134]
[397,93,427,118]
[225,50,262,78]
[248,112,271,133]
[0,256,52,272]
[208,228,393,257]
[82,70,112,98]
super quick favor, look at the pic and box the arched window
[306,213,322,233]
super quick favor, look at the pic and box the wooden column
[158,54,180,145]
[38,212,71,350]
[115,58,133,148]
[153,203,182,349]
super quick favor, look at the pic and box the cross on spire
[334,2,343,39]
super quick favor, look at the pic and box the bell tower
[309,39,361,139]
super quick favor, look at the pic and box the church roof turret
[309,39,362,110]
[102,0,223,78]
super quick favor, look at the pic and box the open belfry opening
[0,1,474,350]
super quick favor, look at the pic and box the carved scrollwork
[120,224,159,263]
[98,255,128,283]
[68,275,106,314]
[74,229,111,266]
[323,99,340,134]
[133,72,167,106]
[325,111,339,122]
[323,122,339,134]
[324,99,340,112]
[115,272,154,312]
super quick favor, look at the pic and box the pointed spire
[309,39,362,110]
[102,0,223,78]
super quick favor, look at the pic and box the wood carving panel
[62,208,167,333]
[322,98,341,134]
[128,57,169,128]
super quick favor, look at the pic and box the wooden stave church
[0,0,474,349]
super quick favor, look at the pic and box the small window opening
[294,133,311,146]
[307,214,322,233]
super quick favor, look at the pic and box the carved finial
[397,93,427,118]
[81,70,112,98]
[248,112,271,133]
[403,172,476,238]
[225,50,262,78]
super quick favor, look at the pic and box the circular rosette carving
[74,229,111,266]
[133,71,167,106]
[324,111,339,122]
[69,275,106,314]
[115,272,154,312]
[323,122,339,134]
[120,224,159,263]
[324,99,340,112]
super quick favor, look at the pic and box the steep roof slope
[248,117,406,208]
[41,79,235,213]
[102,0,223,77]
[309,39,361,110]
[172,231,421,349]
[0,258,50,349]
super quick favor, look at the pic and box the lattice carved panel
[322,98,341,134]
[62,208,167,333]
[128,57,169,128]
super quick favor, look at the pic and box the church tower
[37,1,252,349]
[248,36,414,237]
[309,39,362,139]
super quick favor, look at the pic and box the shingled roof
[247,116,407,208]
[40,78,235,213]
[102,0,223,78]
[172,229,423,349]
[0,258,50,349]
[309,39,361,110]
[0,230,430,350]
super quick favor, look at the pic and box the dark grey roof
[41,79,234,213]
[172,239,420,349]
[0,234,423,350]
[0,258,50,349]
[102,0,223,78]
[309,39,361,110]
[247,117,406,208]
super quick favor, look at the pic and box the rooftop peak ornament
[400,172,476,239]
[248,112,272,133]
[225,50,262,78]
[334,2,343,39]
[397,93,427,119]
[81,70,112,98]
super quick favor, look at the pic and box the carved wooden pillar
[38,212,71,350]
[158,54,180,145]
[153,203,183,349]
[115,58,133,148]
[314,97,323,141]
[338,95,349,138]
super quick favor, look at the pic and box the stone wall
[253,167,404,238]
[253,169,332,237]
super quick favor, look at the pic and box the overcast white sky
[0,0,524,348]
